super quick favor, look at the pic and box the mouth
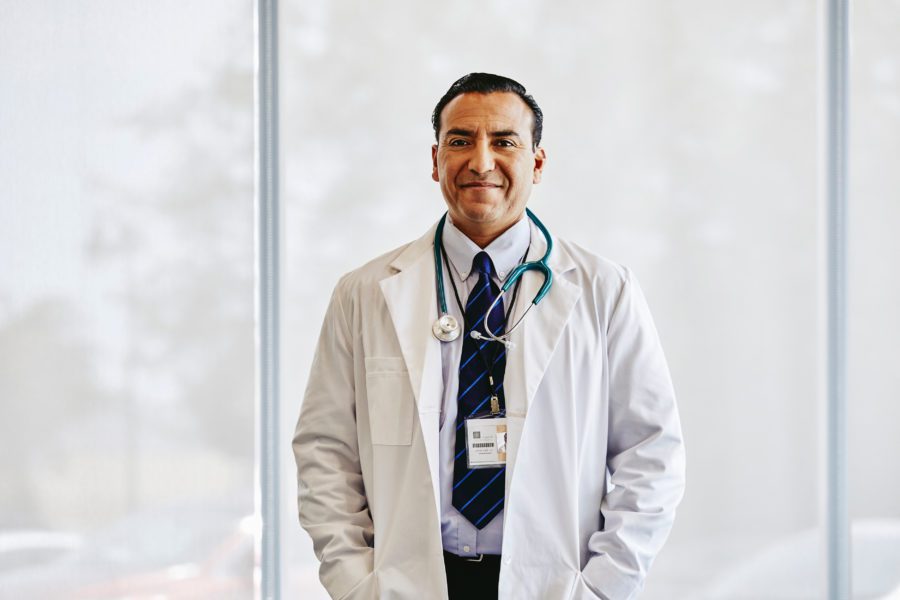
[460,182,502,188]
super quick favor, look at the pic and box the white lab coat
[294,219,685,600]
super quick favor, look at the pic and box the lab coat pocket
[365,357,414,446]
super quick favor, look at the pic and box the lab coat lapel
[378,224,444,526]
[503,220,581,480]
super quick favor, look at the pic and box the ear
[431,144,439,182]
[532,147,547,184]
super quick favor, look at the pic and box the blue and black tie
[451,251,507,529]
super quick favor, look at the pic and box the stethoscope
[431,208,553,349]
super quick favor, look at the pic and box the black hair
[431,73,543,149]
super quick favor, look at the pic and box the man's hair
[431,72,543,149]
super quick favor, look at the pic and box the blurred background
[2,0,898,598]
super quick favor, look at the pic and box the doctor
[294,73,685,600]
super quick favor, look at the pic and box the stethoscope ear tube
[434,214,450,315]
[502,207,553,304]
[502,262,552,304]
[532,265,553,304]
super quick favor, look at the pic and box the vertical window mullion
[256,0,281,598]
[823,0,850,597]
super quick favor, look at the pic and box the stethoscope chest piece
[432,314,460,342]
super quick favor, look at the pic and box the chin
[458,200,503,220]
[460,208,502,225]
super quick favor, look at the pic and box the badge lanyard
[440,239,527,418]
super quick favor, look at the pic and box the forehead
[439,92,534,137]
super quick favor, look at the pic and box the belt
[443,550,501,564]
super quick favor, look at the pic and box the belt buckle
[463,553,484,563]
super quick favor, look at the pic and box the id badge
[464,417,507,469]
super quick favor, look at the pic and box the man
[294,73,685,600]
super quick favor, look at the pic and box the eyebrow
[445,128,523,139]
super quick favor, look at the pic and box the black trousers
[443,551,501,600]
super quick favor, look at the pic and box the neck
[463,230,502,249]
[453,216,524,248]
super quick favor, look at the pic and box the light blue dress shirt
[438,215,531,557]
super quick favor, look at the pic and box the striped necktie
[451,251,506,529]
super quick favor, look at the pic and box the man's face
[432,92,546,240]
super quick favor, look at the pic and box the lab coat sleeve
[581,268,686,600]
[293,282,376,600]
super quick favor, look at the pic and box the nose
[467,140,495,175]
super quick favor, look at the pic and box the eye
[448,138,469,146]
[494,139,515,147]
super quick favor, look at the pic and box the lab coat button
[463,545,470,552]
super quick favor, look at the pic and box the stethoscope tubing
[433,208,553,346]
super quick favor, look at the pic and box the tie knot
[472,251,495,277]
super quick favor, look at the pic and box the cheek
[440,160,460,180]
[510,163,533,187]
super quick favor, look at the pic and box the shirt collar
[441,214,531,283]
